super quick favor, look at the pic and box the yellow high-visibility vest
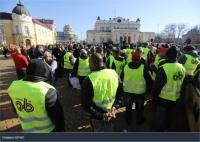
[78,58,91,76]
[89,69,118,111]
[8,80,55,132]
[64,52,73,69]
[123,64,146,94]
[159,63,185,101]
[184,54,199,76]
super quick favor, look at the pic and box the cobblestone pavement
[0,55,188,132]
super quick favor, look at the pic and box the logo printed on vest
[191,59,198,65]
[15,98,34,112]
[173,71,183,81]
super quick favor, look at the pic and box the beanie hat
[158,44,169,54]
[26,59,51,80]
[132,51,141,61]
[183,45,195,52]
[112,46,120,53]
[80,49,88,57]
[68,46,73,51]
[166,46,178,60]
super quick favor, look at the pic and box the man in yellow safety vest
[178,45,199,78]
[8,59,65,132]
[121,50,153,128]
[73,49,91,85]
[81,53,121,132]
[151,46,185,131]
[63,46,75,87]
[151,44,169,80]
[111,47,125,76]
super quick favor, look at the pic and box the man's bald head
[89,53,104,71]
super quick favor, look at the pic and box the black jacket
[28,47,37,59]
[52,47,66,65]
[81,67,122,120]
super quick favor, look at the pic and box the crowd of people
[5,40,200,132]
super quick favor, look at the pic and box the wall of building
[0,20,14,46]
[0,13,56,46]
[33,23,54,45]
[87,30,112,43]
[94,17,140,32]
[87,17,155,44]
[12,13,34,36]
[139,32,155,42]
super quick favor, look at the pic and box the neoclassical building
[56,24,79,43]
[0,1,56,46]
[87,16,155,44]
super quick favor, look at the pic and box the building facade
[56,24,79,43]
[87,16,155,44]
[0,1,56,46]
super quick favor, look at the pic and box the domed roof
[12,1,30,16]
[63,24,74,34]
[64,24,72,30]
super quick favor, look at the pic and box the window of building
[0,25,6,43]
[24,26,30,36]
[100,37,104,42]
[100,27,104,31]
[128,36,131,44]
[16,25,20,34]
[120,36,123,43]
[0,25,4,35]
[106,27,110,31]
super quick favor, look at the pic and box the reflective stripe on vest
[78,58,90,76]
[123,64,146,94]
[89,69,118,111]
[8,80,55,132]
[19,116,49,122]
[94,95,116,111]
[159,63,185,101]
[64,52,73,69]
[184,54,199,76]
[23,124,55,132]
[113,59,125,75]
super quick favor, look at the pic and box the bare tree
[163,24,177,43]
[154,34,163,43]
[159,24,188,44]
[177,24,187,44]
